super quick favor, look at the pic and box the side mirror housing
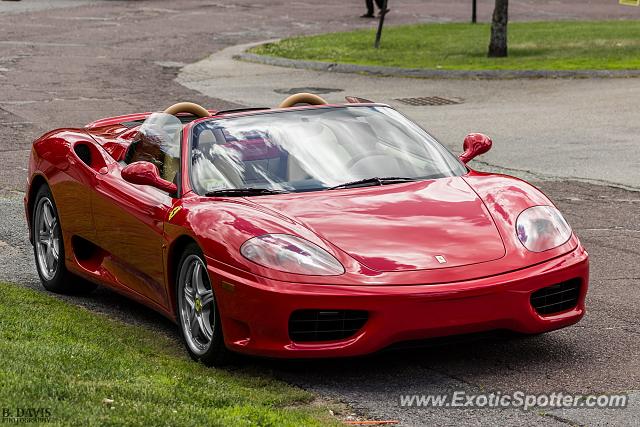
[122,161,177,194]
[459,133,492,164]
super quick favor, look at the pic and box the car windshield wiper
[205,188,289,197]
[327,177,417,190]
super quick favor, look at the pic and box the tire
[31,184,97,294]
[176,243,232,366]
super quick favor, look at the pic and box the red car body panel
[24,104,589,358]
[251,177,507,272]
[206,246,588,357]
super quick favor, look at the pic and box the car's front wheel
[176,243,231,366]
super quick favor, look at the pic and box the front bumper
[208,245,589,358]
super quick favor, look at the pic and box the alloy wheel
[178,255,216,356]
[34,197,60,281]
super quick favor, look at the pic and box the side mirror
[459,133,492,164]
[121,161,177,194]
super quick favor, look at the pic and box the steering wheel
[163,102,211,118]
[346,152,384,169]
[279,93,329,108]
[347,153,416,175]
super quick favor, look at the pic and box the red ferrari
[25,94,588,365]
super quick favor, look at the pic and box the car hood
[252,177,506,272]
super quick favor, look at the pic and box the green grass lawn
[0,283,337,426]
[251,21,640,70]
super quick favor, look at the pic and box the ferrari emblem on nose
[435,255,447,264]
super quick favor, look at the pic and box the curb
[235,52,640,80]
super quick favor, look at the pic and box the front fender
[168,195,365,284]
[463,171,579,266]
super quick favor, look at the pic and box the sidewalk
[177,42,640,190]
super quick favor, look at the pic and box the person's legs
[361,0,375,17]
[375,0,389,14]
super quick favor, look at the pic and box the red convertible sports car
[25,93,589,365]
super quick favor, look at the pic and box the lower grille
[531,279,581,316]
[289,310,368,342]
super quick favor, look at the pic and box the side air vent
[71,235,106,272]
[289,310,368,342]
[74,144,92,167]
[530,279,581,316]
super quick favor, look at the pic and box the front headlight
[240,234,345,276]
[516,206,572,252]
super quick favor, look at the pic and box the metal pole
[472,0,477,23]
[374,0,389,48]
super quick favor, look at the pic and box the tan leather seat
[162,153,180,183]
[198,129,216,151]
[194,129,244,189]
[283,123,350,182]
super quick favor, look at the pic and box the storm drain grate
[274,87,344,95]
[395,96,463,106]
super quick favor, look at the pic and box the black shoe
[360,13,375,18]
[378,8,390,16]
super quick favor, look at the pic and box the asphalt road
[1,1,639,426]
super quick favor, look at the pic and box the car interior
[120,96,456,194]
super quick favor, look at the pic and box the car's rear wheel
[176,243,231,366]
[32,185,96,294]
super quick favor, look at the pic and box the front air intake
[530,279,581,316]
[289,310,368,342]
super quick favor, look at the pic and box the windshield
[189,106,466,195]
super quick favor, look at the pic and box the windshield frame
[184,104,467,197]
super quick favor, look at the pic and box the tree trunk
[488,0,508,57]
